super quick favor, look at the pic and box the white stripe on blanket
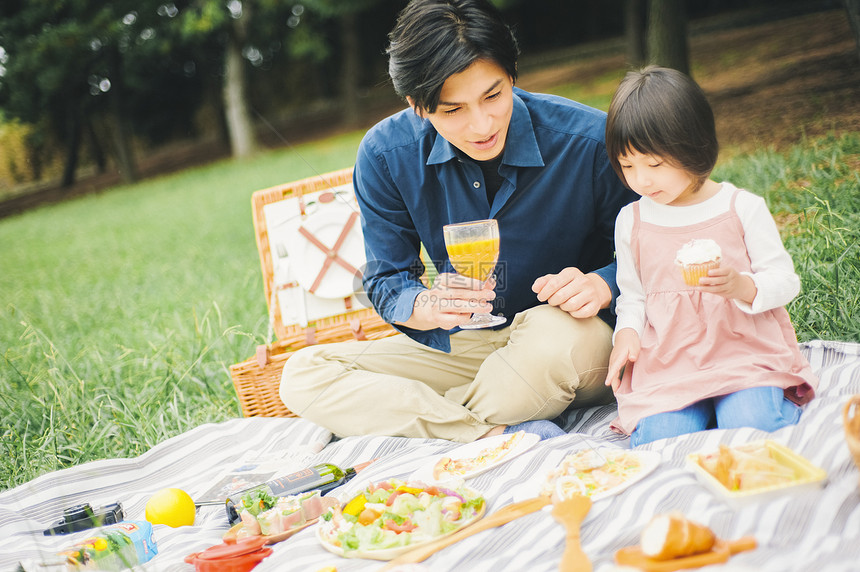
[2,340,859,572]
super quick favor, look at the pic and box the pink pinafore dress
[612,190,817,435]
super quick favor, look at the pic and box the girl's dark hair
[606,66,719,191]
[387,0,519,113]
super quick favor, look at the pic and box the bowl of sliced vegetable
[316,478,486,560]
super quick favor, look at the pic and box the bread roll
[640,512,716,560]
[701,444,796,491]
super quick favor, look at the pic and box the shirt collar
[426,90,545,168]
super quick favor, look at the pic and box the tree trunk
[223,15,259,158]
[60,113,82,188]
[26,130,45,182]
[86,119,107,174]
[647,0,690,75]
[107,91,138,184]
[845,0,860,61]
[625,0,647,67]
[339,12,361,127]
[104,48,138,184]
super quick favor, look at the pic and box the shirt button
[473,181,481,189]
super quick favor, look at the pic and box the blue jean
[631,386,802,447]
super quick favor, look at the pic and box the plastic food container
[184,536,272,572]
[686,440,827,508]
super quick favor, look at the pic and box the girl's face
[618,150,700,206]
[408,59,514,162]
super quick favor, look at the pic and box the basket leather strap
[255,344,271,367]
[298,211,360,294]
[304,326,317,346]
[350,318,367,341]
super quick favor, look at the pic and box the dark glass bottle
[225,463,357,524]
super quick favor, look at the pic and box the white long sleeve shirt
[613,182,801,338]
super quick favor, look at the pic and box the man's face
[411,59,514,162]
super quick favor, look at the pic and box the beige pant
[279,304,614,442]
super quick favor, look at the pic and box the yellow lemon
[145,488,196,527]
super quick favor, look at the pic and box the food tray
[686,440,826,507]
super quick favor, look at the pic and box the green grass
[2,126,859,492]
[713,132,860,341]
[0,131,364,490]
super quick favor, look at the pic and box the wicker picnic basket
[843,394,860,484]
[229,168,397,418]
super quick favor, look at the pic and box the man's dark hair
[606,66,719,190]
[386,0,520,113]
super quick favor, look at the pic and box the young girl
[603,66,818,446]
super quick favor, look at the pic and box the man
[279,0,636,442]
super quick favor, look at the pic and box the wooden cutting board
[615,536,757,571]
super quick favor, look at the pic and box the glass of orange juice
[443,218,507,329]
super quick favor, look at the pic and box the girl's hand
[698,266,757,305]
[605,328,640,392]
[399,272,496,331]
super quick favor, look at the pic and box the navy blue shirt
[354,88,637,351]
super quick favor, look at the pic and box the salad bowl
[316,479,486,560]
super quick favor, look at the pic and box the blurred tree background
[0,0,853,200]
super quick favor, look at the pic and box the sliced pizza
[540,448,659,501]
[432,430,526,480]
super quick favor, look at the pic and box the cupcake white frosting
[675,239,722,265]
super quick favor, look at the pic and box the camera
[43,502,124,535]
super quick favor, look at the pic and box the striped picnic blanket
[3,340,859,572]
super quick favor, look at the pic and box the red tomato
[383,519,417,533]
[384,491,402,506]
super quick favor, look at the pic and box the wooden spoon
[378,496,551,570]
[551,495,593,572]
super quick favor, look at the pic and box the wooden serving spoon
[551,495,593,572]
[378,496,551,570]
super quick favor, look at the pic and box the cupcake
[675,239,721,286]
